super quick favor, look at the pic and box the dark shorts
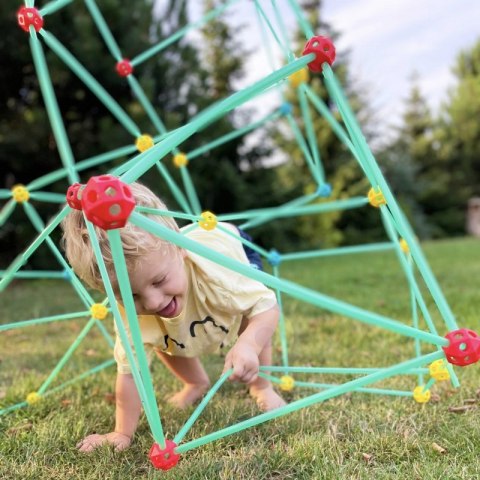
[237,228,263,271]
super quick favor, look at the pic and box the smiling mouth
[157,298,177,318]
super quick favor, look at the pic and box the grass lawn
[1,236,480,479]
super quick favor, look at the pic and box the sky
[183,0,480,146]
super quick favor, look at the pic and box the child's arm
[222,305,279,384]
[77,373,141,452]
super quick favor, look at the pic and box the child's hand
[76,431,131,452]
[223,341,259,384]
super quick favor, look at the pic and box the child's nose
[142,292,162,313]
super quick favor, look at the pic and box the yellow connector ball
[368,187,386,208]
[429,359,450,381]
[288,67,309,88]
[26,392,41,405]
[11,184,30,203]
[173,153,188,168]
[413,386,431,403]
[279,375,295,392]
[399,238,410,254]
[198,211,217,231]
[135,134,154,152]
[90,303,108,320]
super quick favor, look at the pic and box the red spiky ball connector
[442,328,480,366]
[116,59,133,77]
[80,175,135,230]
[149,440,180,470]
[17,7,44,32]
[302,36,336,72]
[66,183,83,210]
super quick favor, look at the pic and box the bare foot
[167,383,209,409]
[249,385,287,412]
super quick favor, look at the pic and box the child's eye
[153,278,165,287]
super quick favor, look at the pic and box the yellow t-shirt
[114,223,277,374]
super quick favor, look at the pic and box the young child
[61,182,286,452]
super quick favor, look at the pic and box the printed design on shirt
[190,316,229,338]
[162,334,185,351]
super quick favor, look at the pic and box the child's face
[128,246,188,318]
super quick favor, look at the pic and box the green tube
[0,190,12,199]
[0,311,90,332]
[176,351,443,453]
[40,30,140,137]
[273,265,290,369]
[155,161,193,215]
[188,112,281,160]
[38,317,97,394]
[180,167,202,214]
[219,197,368,222]
[286,0,314,39]
[85,221,157,428]
[40,0,74,16]
[127,76,168,136]
[94,319,115,349]
[108,230,166,446]
[29,191,67,203]
[422,378,436,392]
[135,206,197,223]
[30,32,79,184]
[84,0,122,60]
[121,56,313,184]
[217,223,269,258]
[131,0,240,66]
[270,0,293,55]
[174,370,232,445]
[281,242,395,262]
[260,365,429,375]
[0,200,16,227]
[0,270,65,279]
[240,192,318,230]
[130,213,448,347]
[0,402,28,416]
[292,381,414,398]
[298,86,323,181]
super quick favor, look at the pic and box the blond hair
[61,181,179,291]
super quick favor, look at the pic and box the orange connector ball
[11,184,30,203]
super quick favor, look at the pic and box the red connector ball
[149,440,180,470]
[115,59,133,77]
[66,183,83,210]
[442,328,480,367]
[80,175,135,230]
[302,36,336,72]
[17,7,44,32]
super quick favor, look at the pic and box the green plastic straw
[174,370,232,445]
[187,111,281,160]
[272,265,290,369]
[285,0,314,39]
[40,0,74,16]
[155,161,193,215]
[130,212,448,347]
[0,270,65,279]
[240,192,319,230]
[121,56,313,184]
[298,85,323,181]
[40,30,141,137]
[30,31,79,184]
[0,200,16,227]
[84,0,123,60]
[135,206,197,223]
[218,196,369,222]
[29,191,67,203]
[281,242,395,262]
[0,190,12,200]
[180,167,202,214]
[85,220,158,437]
[131,0,240,67]
[259,365,429,375]
[108,230,166,446]
[175,351,443,453]
[94,318,115,349]
[38,317,97,394]
[217,223,270,258]
[127,76,168,136]
[0,311,90,332]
